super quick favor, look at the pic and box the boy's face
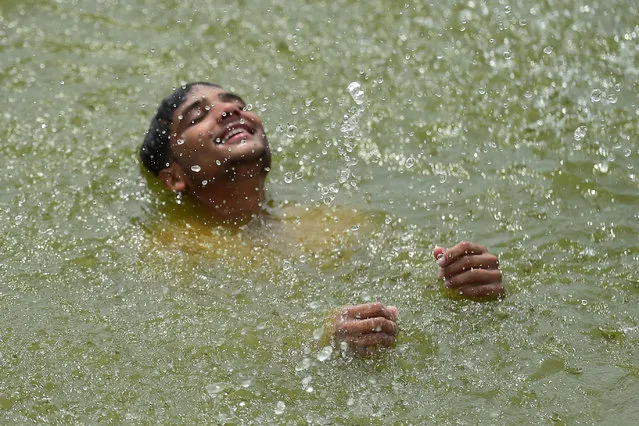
[166,84,271,190]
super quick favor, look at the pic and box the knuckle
[461,256,473,269]
[460,241,472,251]
[371,301,385,311]
[460,287,473,296]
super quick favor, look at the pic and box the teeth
[220,127,248,144]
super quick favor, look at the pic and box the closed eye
[188,108,205,125]
[182,102,207,127]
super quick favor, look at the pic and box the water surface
[1,0,638,423]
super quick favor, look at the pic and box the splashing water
[347,81,365,105]
[574,126,588,141]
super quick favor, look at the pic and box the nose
[216,102,243,123]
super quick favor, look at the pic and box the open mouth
[215,124,253,145]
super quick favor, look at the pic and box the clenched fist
[333,302,398,356]
[434,241,504,298]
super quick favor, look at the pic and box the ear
[159,163,188,193]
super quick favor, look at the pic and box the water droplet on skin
[216,160,221,165]
[177,139,184,145]
[574,125,587,141]
[202,180,208,186]
[347,81,365,105]
[591,89,602,102]
[191,165,201,172]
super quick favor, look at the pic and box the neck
[190,169,267,225]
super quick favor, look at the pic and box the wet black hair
[140,82,221,175]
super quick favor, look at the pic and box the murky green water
[2,0,638,423]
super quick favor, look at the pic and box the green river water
[1,0,638,423]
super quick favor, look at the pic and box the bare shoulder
[148,215,256,261]
[275,203,368,249]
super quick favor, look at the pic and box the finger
[343,302,397,321]
[334,317,397,339]
[433,247,444,260]
[437,241,488,268]
[349,333,396,350]
[445,268,502,289]
[441,253,499,278]
[338,317,397,337]
[456,283,505,298]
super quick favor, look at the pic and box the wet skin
[159,84,271,223]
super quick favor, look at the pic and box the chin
[229,135,270,168]
[223,145,270,175]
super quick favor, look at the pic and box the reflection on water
[1,0,638,423]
